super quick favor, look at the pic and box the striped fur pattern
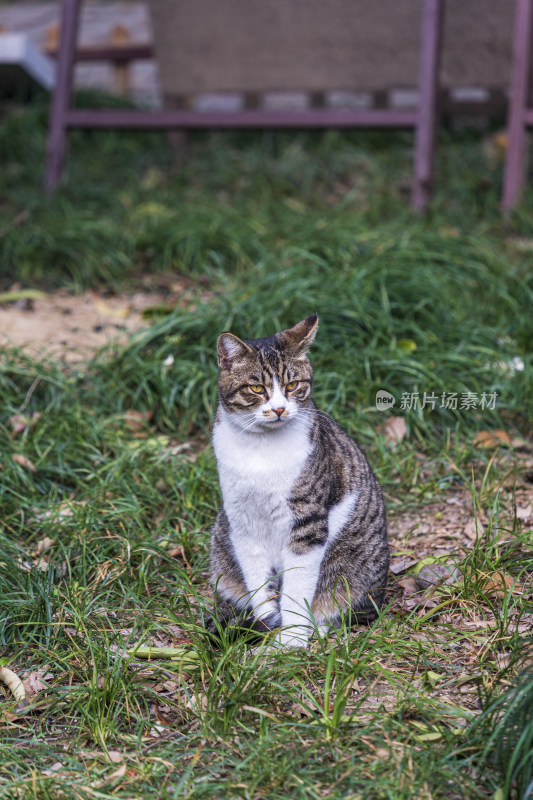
[209,315,389,647]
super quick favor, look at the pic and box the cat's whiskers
[313,409,345,434]
[235,416,264,437]
[314,408,337,424]
[312,418,333,435]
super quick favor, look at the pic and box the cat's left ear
[284,314,318,354]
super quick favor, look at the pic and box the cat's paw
[277,629,310,649]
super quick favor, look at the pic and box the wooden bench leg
[412,0,444,214]
[44,0,81,194]
[502,0,533,212]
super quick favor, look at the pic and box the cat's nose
[273,407,285,418]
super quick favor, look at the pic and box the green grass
[1,98,533,798]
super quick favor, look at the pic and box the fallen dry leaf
[10,414,30,434]
[463,520,479,542]
[184,693,208,713]
[148,723,167,738]
[153,703,173,726]
[12,454,37,472]
[34,499,87,522]
[510,436,528,449]
[92,762,127,789]
[414,563,460,590]
[289,702,318,719]
[0,666,25,701]
[166,543,191,568]
[389,557,418,575]
[123,410,153,431]
[9,412,41,435]
[41,762,63,777]
[396,575,419,594]
[395,574,442,612]
[514,621,533,634]
[413,594,439,612]
[459,618,498,631]
[482,571,523,599]
[496,652,512,670]
[384,416,407,444]
[0,710,21,725]
[473,430,511,448]
[395,575,424,611]
[22,671,50,697]
[35,536,55,556]
[107,763,126,781]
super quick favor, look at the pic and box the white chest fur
[213,410,311,560]
[213,408,361,642]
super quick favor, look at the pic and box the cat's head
[217,315,318,432]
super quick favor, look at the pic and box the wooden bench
[45,0,444,213]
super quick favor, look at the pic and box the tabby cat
[209,315,389,647]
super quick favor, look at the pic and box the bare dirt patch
[0,276,200,363]
[388,451,533,563]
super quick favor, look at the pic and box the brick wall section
[150,0,514,98]
[0,0,519,114]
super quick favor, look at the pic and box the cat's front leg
[277,547,325,647]
[211,509,280,630]
[230,534,281,625]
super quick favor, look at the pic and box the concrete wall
[150,0,514,100]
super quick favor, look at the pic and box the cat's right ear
[217,333,253,369]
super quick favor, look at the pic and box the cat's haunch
[209,316,389,648]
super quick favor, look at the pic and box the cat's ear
[284,314,318,354]
[218,333,253,369]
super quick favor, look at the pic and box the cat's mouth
[262,415,290,428]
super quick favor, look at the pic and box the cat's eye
[250,384,265,394]
[286,381,298,391]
